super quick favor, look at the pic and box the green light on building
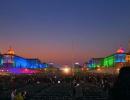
[103,55,115,67]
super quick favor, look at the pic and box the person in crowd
[108,67,130,100]
[71,80,76,96]
[71,79,82,97]
[81,82,86,96]
[14,92,24,100]
[11,89,17,100]
[22,91,27,100]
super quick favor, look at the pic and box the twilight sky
[0,0,130,65]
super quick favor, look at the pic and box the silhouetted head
[118,66,130,83]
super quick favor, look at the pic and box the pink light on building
[116,47,125,53]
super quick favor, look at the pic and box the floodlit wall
[13,56,28,68]
[2,54,47,69]
[103,55,115,68]
[87,59,96,68]
[26,59,47,69]
[87,58,103,68]
[87,53,129,68]
[126,54,130,63]
[115,53,126,63]
[0,55,3,66]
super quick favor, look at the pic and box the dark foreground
[0,73,116,100]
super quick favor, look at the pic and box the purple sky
[0,0,130,65]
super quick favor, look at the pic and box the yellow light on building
[126,55,130,62]
[7,47,15,55]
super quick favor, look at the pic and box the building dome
[116,47,125,53]
[7,47,15,55]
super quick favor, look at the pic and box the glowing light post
[62,65,71,75]
[63,67,70,74]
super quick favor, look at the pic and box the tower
[7,46,15,55]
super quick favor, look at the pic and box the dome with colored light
[116,47,125,53]
[7,47,15,55]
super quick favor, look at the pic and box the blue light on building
[115,53,126,63]
[87,59,95,68]
[1,54,47,69]
[13,56,28,68]
[27,59,42,69]
[0,54,3,66]
[0,48,48,74]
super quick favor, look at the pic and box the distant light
[24,68,28,71]
[97,68,101,71]
[75,62,79,65]
[116,68,120,73]
[58,80,61,84]
[77,83,80,86]
[86,68,89,71]
[44,68,47,71]
[49,63,54,65]
[63,67,70,74]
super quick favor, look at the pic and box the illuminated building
[87,58,103,69]
[116,47,125,53]
[13,55,28,68]
[0,47,48,72]
[2,47,15,67]
[86,47,130,69]
[125,53,130,66]
[126,54,130,62]
[3,54,15,67]
[26,58,47,69]
[103,53,126,68]
[74,62,82,68]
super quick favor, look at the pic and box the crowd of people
[0,66,130,100]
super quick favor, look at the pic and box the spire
[7,46,15,55]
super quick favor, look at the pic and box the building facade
[86,48,130,69]
[0,54,3,66]
[87,58,103,69]
[0,47,47,69]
